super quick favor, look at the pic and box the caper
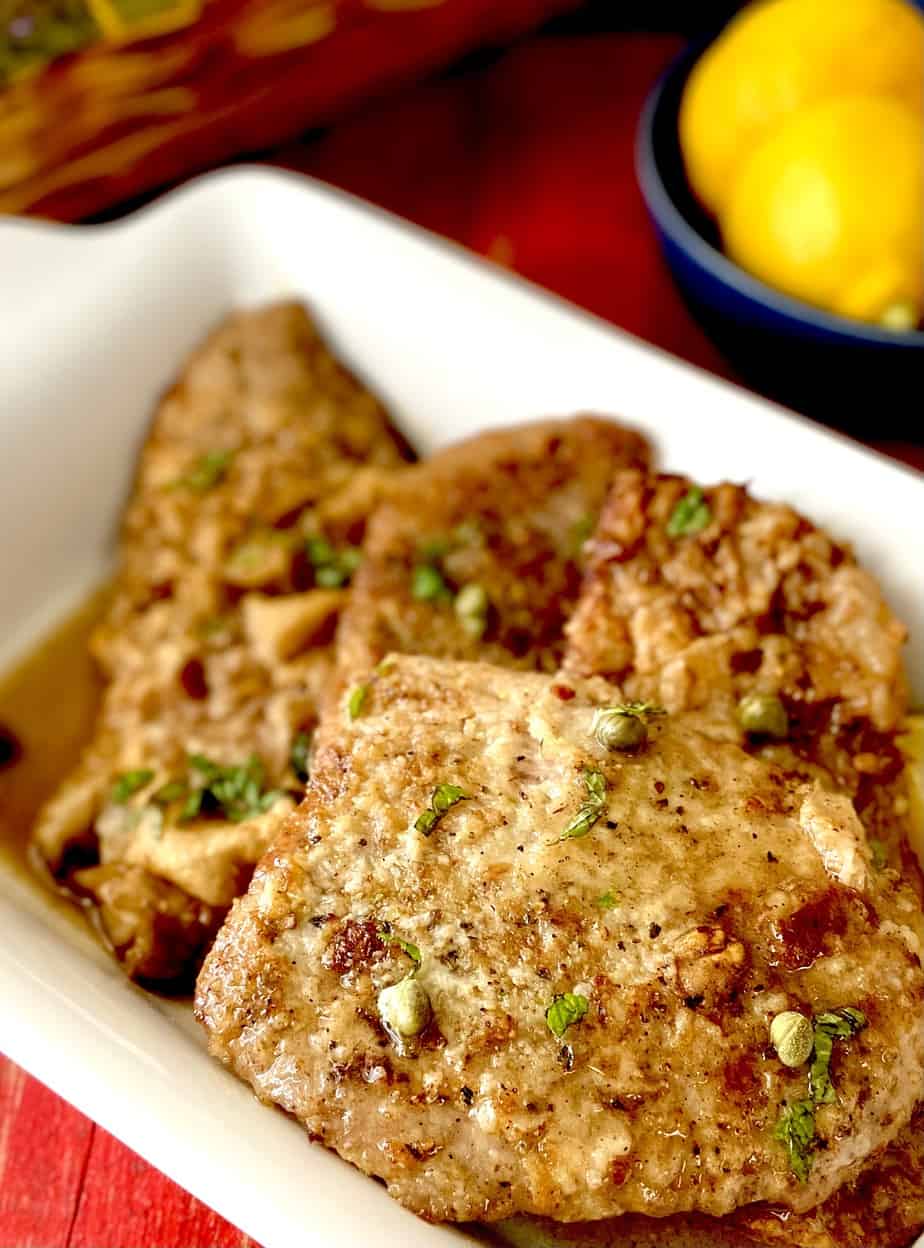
[592,707,648,752]
[770,1010,814,1068]
[454,582,489,639]
[378,977,431,1040]
[738,692,788,740]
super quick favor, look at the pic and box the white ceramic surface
[0,168,921,1248]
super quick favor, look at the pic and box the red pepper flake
[179,657,209,700]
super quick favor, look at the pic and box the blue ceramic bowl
[635,41,924,432]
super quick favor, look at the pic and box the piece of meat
[562,469,914,870]
[730,1105,924,1248]
[93,300,411,663]
[32,302,411,982]
[195,654,924,1224]
[563,471,906,732]
[516,1106,924,1248]
[559,469,924,1245]
[333,418,649,684]
[518,1103,924,1248]
[73,863,219,987]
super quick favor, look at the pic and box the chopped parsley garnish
[609,700,666,719]
[347,684,369,720]
[773,1099,816,1184]
[571,515,594,554]
[110,769,154,803]
[869,839,888,870]
[378,923,422,970]
[418,535,451,562]
[290,731,312,783]
[545,992,589,1038]
[151,779,187,805]
[595,890,620,911]
[412,527,483,605]
[412,563,453,603]
[305,537,362,588]
[173,449,233,492]
[179,754,284,823]
[414,783,468,836]
[560,768,608,840]
[666,486,712,538]
[772,1005,867,1180]
[808,1007,867,1105]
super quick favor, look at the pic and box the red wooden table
[1,29,920,1248]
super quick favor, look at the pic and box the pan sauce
[0,588,108,887]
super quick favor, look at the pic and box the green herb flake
[595,890,620,911]
[306,537,362,588]
[151,779,188,806]
[808,1007,867,1106]
[419,535,452,562]
[571,515,594,554]
[173,449,233,492]
[772,1006,867,1180]
[545,992,589,1038]
[666,486,712,539]
[414,783,468,836]
[347,684,369,720]
[291,731,312,783]
[180,754,283,824]
[560,768,608,841]
[378,924,422,970]
[110,769,154,803]
[773,1099,816,1184]
[611,701,666,719]
[869,839,888,870]
[412,563,453,603]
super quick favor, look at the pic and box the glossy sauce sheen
[0,589,108,879]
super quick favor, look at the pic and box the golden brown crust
[561,469,923,1247]
[32,302,410,982]
[564,470,907,733]
[97,300,411,649]
[334,417,649,684]
[563,469,918,906]
[195,655,924,1224]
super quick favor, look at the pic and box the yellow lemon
[900,715,924,865]
[719,95,923,328]
[679,0,924,218]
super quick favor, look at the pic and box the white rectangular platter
[0,168,921,1248]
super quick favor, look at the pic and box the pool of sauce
[0,587,109,900]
